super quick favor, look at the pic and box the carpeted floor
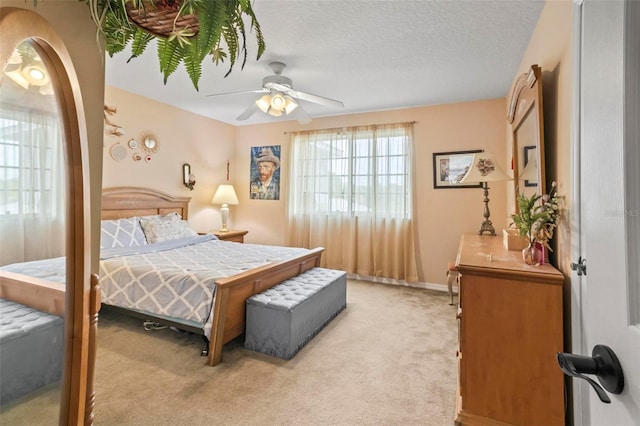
[0,279,458,425]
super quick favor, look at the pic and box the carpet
[0,279,458,425]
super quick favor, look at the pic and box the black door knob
[557,344,624,403]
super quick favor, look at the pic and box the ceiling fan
[207,62,344,124]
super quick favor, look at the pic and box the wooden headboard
[101,187,191,220]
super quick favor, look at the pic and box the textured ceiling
[105,1,545,126]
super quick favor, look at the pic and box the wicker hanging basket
[125,0,199,38]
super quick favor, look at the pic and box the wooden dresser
[454,233,565,426]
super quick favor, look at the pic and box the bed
[0,187,324,367]
[102,187,324,365]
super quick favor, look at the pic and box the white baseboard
[347,274,458,294]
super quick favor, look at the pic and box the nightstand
[211,229,248,243]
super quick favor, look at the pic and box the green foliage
[129,29,153,60]
[510,182,561,250]
[157,38,182,85]
[85,0,266,89]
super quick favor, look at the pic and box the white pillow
[139,213,197,244]
[100,217,148,249]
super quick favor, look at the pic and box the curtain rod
[284,120,417,135]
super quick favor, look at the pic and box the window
[290,123,412,219]
[0,39,66,265]
[287,122,417,282]
[0,110,62,215]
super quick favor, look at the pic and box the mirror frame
[0,7,96,424]
[508,64,546,212]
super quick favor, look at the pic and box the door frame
[570,2,585,424]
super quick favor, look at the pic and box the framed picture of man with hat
[250,145,281,200]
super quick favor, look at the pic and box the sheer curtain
[0,105,65,266]
[287,122,418,283]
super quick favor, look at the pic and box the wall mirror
[508,64,546,212]
[0,8,96,424]
[142,133,159,153]
[0,37,66,421]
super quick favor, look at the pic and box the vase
[522,242,543,266]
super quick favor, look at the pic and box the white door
[576,0,640,424]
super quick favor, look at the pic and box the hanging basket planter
[88,0,266,89]
[124,0,199,38]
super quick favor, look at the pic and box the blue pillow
[100,217,147,249]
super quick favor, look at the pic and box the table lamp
[211,184,239,232]
[461,152,511,235]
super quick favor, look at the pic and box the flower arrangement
[510,181,560,252]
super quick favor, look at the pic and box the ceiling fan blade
[294,105,312,125]
[293,90,344,109]
[207,88,267,98]
[236,102,259,121]
[267,82,344,109]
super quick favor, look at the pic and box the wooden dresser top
[455,233,564,284]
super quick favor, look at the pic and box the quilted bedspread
[1,236,309,338]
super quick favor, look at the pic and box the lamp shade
[211,184,239,205]
[461,152,511,183]
[519,155,538,183]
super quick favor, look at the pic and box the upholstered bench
[244,267,347,359]
[0,298,64,404]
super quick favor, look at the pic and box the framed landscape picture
[432,150,483,189]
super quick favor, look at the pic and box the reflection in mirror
[508,64,545,212]
[0,39,65,420]
[514,108,539,199]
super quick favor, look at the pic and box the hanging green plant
[86,0,266,90]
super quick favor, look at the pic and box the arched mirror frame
[0,7,97,424]
[508,64,546,212]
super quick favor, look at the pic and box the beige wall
[102,87,237,233]
[512,0,574,274]
[101,92,507,285]
[233,99,509,285]
[508,2,573,270]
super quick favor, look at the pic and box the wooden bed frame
[101,187,324,366]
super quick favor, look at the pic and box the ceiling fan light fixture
[270,92,286,111]
[284,96,298,114]
[267,108,283,117]
[27,67,45,81]
[5,69,29,89]
[256,94,271,113]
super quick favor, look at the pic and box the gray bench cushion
[245,267,346,359]
[0,298,64,405]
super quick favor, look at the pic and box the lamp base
[219,204,230,233]
[478,220,496,236]
[478,182,496,236]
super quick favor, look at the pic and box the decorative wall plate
[110,143,127,161]
[133,152,142,161]
[141,133,159,154]
[128,139,139,149]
